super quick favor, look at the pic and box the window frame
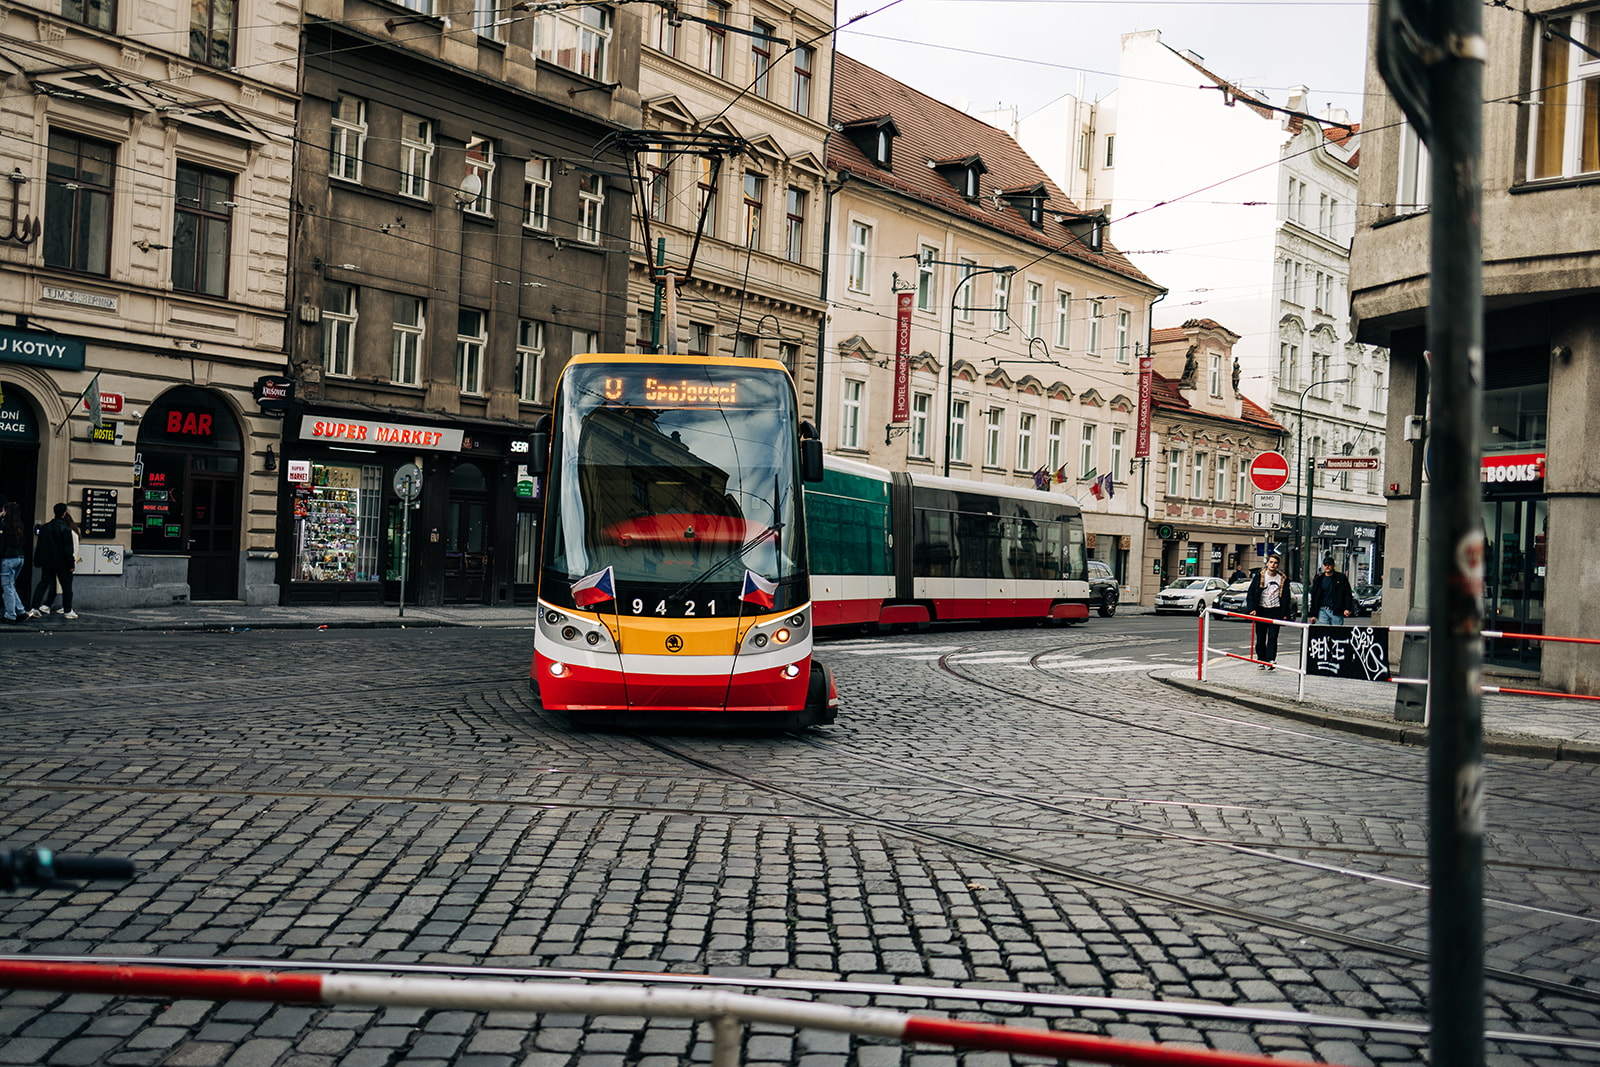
[910,392,931,458]
[1017,412,1035,471]
[534,3,613,79]
[1111,427,1125,482]
[1115,309,1130,364]
[956,259,976,323]
[751,18,775,99]
[841,378,864,450]
[578,172,605,244]
[188,0,235,66]
[1079,422,1097,479]
[916,245,937,312]
[1167,449,1181,496]
[1215,453,1230,502]
[321,283,358,378]
[950,399,968,463]
[785,186,806,263]
[516,319,546,403]
[991,272,1010,333]
[1054,291,1070,349]
[43,129,114,277]
[400,116,434,200]
[1086,298,1102,355]
[1047,418,1064,471]
[391,295,425,386]
[705,0,728,78]
[329,96,367,183]
[984,407,1004,468]
[62,0,115,31]
[742,171,764,251]
[846,220,871,293]
[792,45,814,117]
[1530,10,1600,180]
[524,157,552,230]
[462,135,494,217]
[1025,281,1042,338]
[171,161,232,298]
[455,308,488,396]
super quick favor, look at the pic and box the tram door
[442,461,491,603]
[1483,498,1547,668]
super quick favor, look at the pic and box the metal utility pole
[1378,0,1487,1061]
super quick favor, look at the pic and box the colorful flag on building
[1088,479,1104,501]
[1053,465,1068,484]
[740,569,777,609]
[570,565,616,607]
[1032,467,1049,490]
[1101,473,1115,499]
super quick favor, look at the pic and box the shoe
[37,605,49,615]
[63,611,78,620]
[25,609,40,619]
[1257,664,1267,670]
[1267,664,1276,671]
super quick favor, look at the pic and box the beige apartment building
[0,0,298,605]
[822,54,1165,594]
[628,0,832,414]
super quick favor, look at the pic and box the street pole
[942,262,1015,477]
[1295,377,1347,621]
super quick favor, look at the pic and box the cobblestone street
[2,621,1598,1065]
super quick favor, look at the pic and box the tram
[807,455,1091,630]
[528,354,837,728]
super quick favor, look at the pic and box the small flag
[1088,479,1104,501]
[1081,467,1097,484]
[740,569,777,609]
[75,372,103,429]
[1053,465,1067,484]
[570,565,616,607]
[1102,473,1115,499]
[1032,467,1048,491]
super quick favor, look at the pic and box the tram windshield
[542,360,805,613]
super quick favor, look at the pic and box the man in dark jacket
[26,502,76,620]
[1310,556,1356,625]
[1244,554,1292,669]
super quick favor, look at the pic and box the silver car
[1152,576,1229,615]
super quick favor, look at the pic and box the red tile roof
[1150,370,1286,435]
[829,53,1159,289]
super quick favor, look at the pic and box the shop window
[292,463,382,582]
[62,0,114,30]
[44,130,114,276]
[172,163,232,297]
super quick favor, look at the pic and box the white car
[1152,576,1230,615]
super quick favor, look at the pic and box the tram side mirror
[528,415,551,477]
[798,421,824,482]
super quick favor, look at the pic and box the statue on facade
[1232,357,1242,393]
[1178,345,1199,388]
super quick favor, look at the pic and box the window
[1077,131,1091,170]
[63,0,114,31]
[1025,282,1042,337]
[1054,291,1070,348]
[785,187,806,263]
[1318,193,1329,235]
[846,221,871,292]
[1080,422,1097,478]
[1115,309,1130,363]
[578,173,604,243]
[400,116,433,199]
[640,152,668,222]
[991,272,1010,332]
[911,392,930,458]
[1017,413,1035,470]
[534,4,612,79]
[655,8,676,54]
[321,284,357,377]
[172,162,231,297]
[456,309,487,395]
[392,296,424,385]
[792,45,814,117]
[1215,454,1230,502]
[189,0,234,66]
[1087,298,1102,355]
[1209,353,1222,396]
[1327,198,1340,241]
[1281,258,1293,300]
[573,329,598,356]
[1531,10,1600,179]
[778,342,798,371]
[1237,463,1249,503]
[475,0,503,40]
[1111,427,1124,481]
[1104,134,1115,168]
[1167,449,1181,495]
[742,172,764,250]
[1047,418,1064,471]
[957,259,976,322]
[1193,452,1206,496]
[751,19,774,98]
[698,157,718,237]
[463,135,494,217]
[984,408,1003,467]
[329,96,366,182]
[44,131,113,276]
[916,245,937,311]
[734,333,756,360]
[524,158,551,229]
[877,129,894,168]
[705,0,728,77]
[1398,121,1430,214]
[950,399,968,463]
[1372,369,1386,410]
[516,320,545,402]
[841,379,863,449]
[1280,342,1297,387]
[689,321,712,355]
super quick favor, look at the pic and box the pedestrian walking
[1244,554,1291,669]
[1310,555,1356,625]
[26,503,78,620]
[1,497,26,623]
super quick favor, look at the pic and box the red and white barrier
[0,958,1322,1067]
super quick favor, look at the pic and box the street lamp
[1295,376,1349,619]
[941,262,1016,476]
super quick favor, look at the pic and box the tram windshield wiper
[660,521,784,605]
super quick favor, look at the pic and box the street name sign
[1319,457,1381,470]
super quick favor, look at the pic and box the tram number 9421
[629,598,723,618]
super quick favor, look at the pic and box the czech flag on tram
[740,569,777,609]
[570,565,616,607]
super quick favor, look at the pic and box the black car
[1087,559,1120,617]
[1355,583,1382,616]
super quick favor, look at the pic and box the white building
[992,29,1390,585]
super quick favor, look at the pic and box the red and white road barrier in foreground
[0,958,1317,1067]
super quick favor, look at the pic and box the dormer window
[876,128,891,167]
[931,154,988,199]
[842,116,899,171]
[1001,184,1048,228]
[964,168,978,197]
[1060,208,1107,252]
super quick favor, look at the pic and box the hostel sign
[0,327,85,371]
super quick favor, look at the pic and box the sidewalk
[5,600,538,632]
[1154,625,1600,764]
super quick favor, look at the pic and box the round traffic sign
[393,462,423,502]
[1249,450,1290,493]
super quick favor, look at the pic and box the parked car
[1087,559,1120,617]
[1152,576,1229,615]
[1216,580,1252,614]
[1355,583,1382,616]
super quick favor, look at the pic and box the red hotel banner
[1135,351,1153,458]
[893,292,913,424]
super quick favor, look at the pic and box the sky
[835,0,1376,124]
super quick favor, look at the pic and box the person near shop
[1,497,26,623]
[1311,555,1356,625]
[1245,554,1291,669]
[26,503,78,621]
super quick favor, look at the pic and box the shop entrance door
[187,474,239,600]
[1483,497,1547,669]
[443,462,490,604]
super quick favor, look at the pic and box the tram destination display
[82,488,117,539]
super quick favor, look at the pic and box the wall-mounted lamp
[265,445,277,472]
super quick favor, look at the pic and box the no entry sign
[1249,451,1290,492]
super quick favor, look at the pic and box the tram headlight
[774,628,790,644]
[782,664,801,679]
[545,610,563,625]
[561,626,578,642]
[752,633,768,648]
[549,662,568,677]
[789,615,805,628]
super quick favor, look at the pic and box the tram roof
[823,453,1085,511]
